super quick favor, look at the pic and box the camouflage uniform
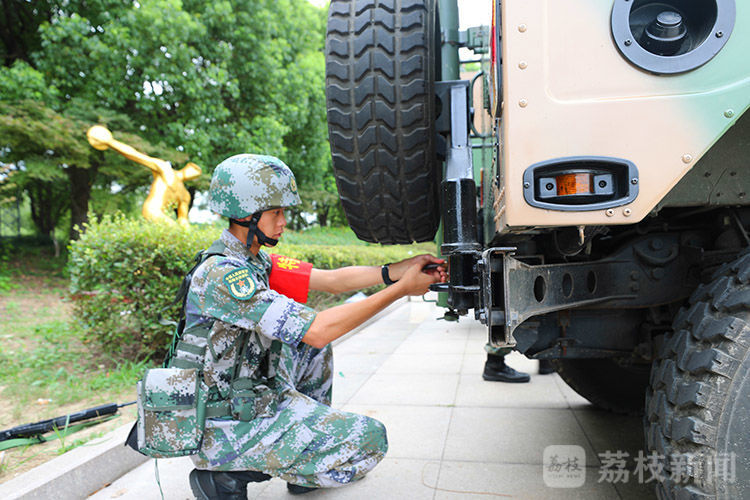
[180,229,388,488]
[485,344,512,356]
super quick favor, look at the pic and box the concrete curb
[0,297,410,499]
[0,422,148,500]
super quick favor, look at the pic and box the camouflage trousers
[485,343,512,356]
[190,342,388,488]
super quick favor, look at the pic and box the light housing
[523,157,638,211]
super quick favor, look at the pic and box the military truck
[323,0,749,498]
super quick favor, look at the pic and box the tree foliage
[0,0,333,240]
[0,0,56,66]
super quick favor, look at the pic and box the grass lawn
[0,227,437,482]
[0,246,141,482]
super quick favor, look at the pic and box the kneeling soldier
[171,154,446,498]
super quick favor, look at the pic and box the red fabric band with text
[269,254,313,304]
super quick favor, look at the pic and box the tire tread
[325,0,439,244]
[645,248,750,498]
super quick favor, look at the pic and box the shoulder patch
[223,268,257,300]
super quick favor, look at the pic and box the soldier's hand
[388,254,447,283]
[395,255,447,296]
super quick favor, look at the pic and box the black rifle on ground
[0,402,135,442]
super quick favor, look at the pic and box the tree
[0,99,187,240]
[32,0,330,184]
[0,0,56,66]
[0,0,334,240]
[0,100,84,239]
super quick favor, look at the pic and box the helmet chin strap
[231,212,279,249]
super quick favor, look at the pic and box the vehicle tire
[553,358,650,415]
[325,0,439,244]
[645,249,750,499]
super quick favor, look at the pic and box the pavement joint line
[434,458,608,468]
[341,403,582,410]
[568,404,606,468]
[332,298,415,406]
[331,296,410,348]
[551,372,608,468]
[433,328,472,499]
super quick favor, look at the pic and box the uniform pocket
[136,367,207,458]
[229,379,278,421]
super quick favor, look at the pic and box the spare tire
[325,0,439,244]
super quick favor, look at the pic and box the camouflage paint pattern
[208,154,301,219]
[185,230,388,487]
[489,0,750,231]
[137,367,207,456]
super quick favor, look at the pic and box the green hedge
[69,216,430,360]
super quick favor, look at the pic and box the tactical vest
[169,240,282,420]
[130,240,280,458]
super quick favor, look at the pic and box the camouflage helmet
[208,154,301,218]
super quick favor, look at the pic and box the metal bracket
[461,26,490,53]
[435,80,473,180]
[441,26,489,53]
[478,247,517,346]
[480,248,640,348]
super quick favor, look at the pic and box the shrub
[69,216,433,361]
[69,216,216,361]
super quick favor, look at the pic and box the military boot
[538,359,555,375]
[189,469,271,500]
[287,482,318,495]
[482,353,530,383]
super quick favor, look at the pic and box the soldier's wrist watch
[381,263,397,285]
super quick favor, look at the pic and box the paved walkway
[88,298,655,500]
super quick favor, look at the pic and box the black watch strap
[381,263,397,285]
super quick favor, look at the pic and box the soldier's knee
[363,417,388,457]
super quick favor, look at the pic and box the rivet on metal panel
[519,99,528,108]
[623,208,632,217]
[518,24,527,33]
[624,39,632,46]
[523,181,530,189]
[605,209,615,217]
[716,31,724,38]
[631,178,638,185]
[724,109,735,118]
[682,154,693,164]
[518,61,528,69]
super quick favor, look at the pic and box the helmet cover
[208,154,301,218]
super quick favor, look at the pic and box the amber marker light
[556,173,593,196]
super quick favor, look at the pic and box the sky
[455,0,493,29]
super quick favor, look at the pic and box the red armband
[269,254,313,303]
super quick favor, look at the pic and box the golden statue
[86,125,201,227]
